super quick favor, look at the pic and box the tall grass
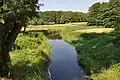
[10,33,51,80]
[91,64,120,80]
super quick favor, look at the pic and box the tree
[87,0,120,27]
[104,0,120,27]
[54,11,63,24]
[87,2,101,26]
[72,12,88,22]
[60,11,74,24]
[72,12,81,22]
[0,0,39,77]
[29,11,88,25]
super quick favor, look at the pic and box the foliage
[10,33,51,80]
[112,17,120,46]
[60,11,74,24]
[87,2,102,26]
[29,11,88,25]
[87,0,120,28]
[0,0,39,77]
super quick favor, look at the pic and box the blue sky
[39,0,104,12]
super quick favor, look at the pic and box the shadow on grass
[71,33,120,76]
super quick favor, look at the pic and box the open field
[75,28,114,33]
[29,22,87,27]
[22,22,87,31]
[22,22,114,34]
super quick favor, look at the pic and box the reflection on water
[49,40,84,80]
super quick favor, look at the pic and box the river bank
[61,27,120,80]
[10,32,51,80]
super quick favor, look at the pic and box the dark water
[49,40,84,80]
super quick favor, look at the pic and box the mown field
[21,22,86,32]
[24,22,113,33]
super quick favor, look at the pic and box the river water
[49,40,84,80]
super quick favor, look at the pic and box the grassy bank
[10,32,51,80]
[61,26,120,80]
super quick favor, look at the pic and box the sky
[39,0,105,12]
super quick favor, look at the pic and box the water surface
[49,40,84,80]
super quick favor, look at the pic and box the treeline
[29,11,88,25]
[87,0,120,28]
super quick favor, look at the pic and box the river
[49,40,84,80]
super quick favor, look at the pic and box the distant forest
[30,0,120,29]
[29,11,88,25]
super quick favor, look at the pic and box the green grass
[10,33,51,80]
[61,27,81,42]
[60,22,113,43]
[91,63,120,80]
[60,25,120,80]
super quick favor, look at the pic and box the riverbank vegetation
[10,33,51,80]
[61,25,120,80]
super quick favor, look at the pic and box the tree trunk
[23,26,26,33]
[23,24,27,34]
[0,22,22,78]
[0,23,10,77]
